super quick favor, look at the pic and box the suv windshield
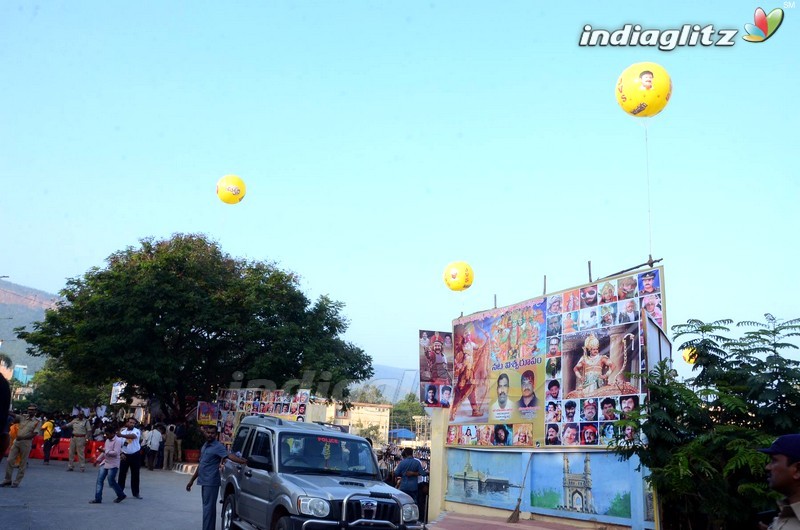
[279,433,379,478]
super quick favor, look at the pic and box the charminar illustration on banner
[447,267,664,448]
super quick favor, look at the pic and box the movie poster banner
[447,267,664,449]
[196,401,218,426]
[419,329,454,408]
[215,387,312,445]
[445,448,655,528]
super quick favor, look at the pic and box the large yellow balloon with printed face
[615,62,672,118]
[682,347,697,364]
[216,175,247,204]
[444,261,474,291]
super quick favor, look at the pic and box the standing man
[117,417,143,499]
[90,425,127,504]
[146,423,163,470]
[186,424,247,530]
[66,410,92,472]
[175,420,186,462]
[393,447,424,504]
[758,434,800,530]
[162,424,177,470]
[1,404,41,487]
[41,413,56,465]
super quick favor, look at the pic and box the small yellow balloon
[216,175,247,204]
[444,261,474,291]
[615,62,672,118]
[682,347,697,364]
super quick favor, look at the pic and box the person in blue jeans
[186,424,247,530]
[90,426,127,504]
[394,447,424,503]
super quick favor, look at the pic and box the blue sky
[1,1,797,378]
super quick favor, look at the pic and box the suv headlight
[402,503,419,522]
[298,497,331,518]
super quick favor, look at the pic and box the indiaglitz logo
[742,7,784,41]
[579,6,785,50]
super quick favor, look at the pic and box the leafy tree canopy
[391,392,425,431]
[28,358,112,414]
[17,234,373,420]
[611,314,800,530]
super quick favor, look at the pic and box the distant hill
[354,364,421,403]
[0,280,60,374]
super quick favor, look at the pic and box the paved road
[0,460,215,529]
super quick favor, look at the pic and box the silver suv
[220,415,423,530]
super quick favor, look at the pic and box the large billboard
[446,267,664,448]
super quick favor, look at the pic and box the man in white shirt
[116,417,143,499]
[146,425,163,471]
[490,373,512,422]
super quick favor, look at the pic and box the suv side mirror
[247,455,273,472]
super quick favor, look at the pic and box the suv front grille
[332,499,399,523]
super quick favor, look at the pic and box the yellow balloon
[216,175,247,204]
[615,62,672,118]
[444,261,474,291]
[682,347,697,364]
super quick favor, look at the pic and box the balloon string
[644,121,653,256]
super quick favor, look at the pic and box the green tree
[352,420,383,444]
[350,383,390,404]
[28,358,112,413]
[17,234,373,420]
[611,314,800,530]
[390,392,424,431]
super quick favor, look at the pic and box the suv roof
[239,414,364,440]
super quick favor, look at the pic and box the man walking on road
[186,424,247,530]
[1,404,41,487]
[90,425,128,504]
[117,417,143,499]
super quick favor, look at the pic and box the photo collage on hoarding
[215,387,311,445]
[446,267,664,448]
[418,329,454,408]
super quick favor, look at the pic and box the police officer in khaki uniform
[66,410,92,472]
[1,404,41,487]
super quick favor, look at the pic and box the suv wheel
[222,495,239,530]
[275,516,290,530]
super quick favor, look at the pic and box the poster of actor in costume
[419,329,454,404]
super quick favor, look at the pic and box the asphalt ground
[0,459,213,529]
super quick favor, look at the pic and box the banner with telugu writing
[446,267,664,449]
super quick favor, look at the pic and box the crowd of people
[377,444,431,522]
[1,405,187,489]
